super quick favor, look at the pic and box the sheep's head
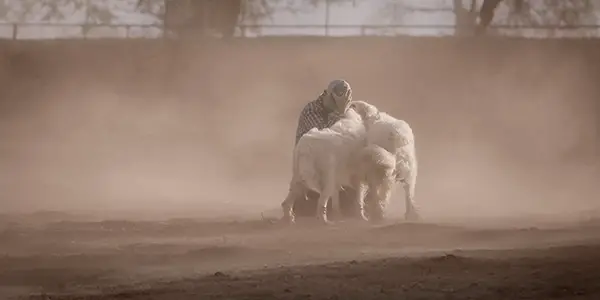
[342,106,362,121]
[350,101,380,124]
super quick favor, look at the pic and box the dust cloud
[2,38,600,300]
[0,38,598,223]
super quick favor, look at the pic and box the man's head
[324,79,353,115]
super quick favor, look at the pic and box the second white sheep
[350,100,420,221]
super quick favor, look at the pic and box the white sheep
[350,100,420,221]
[281,108,397,224]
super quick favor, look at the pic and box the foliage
[476,0,598,36]
[88,0,162,25]
[373,0,598,36]
[138,0,352,36]
[0,0,162,25]
[0,0,86,23]
[495,0,597,27]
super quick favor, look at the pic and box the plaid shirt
[295,92,340,145]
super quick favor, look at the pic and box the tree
[139,0,348,38]
[453,0,479,36]
[136,0,236,38]
[476,0,597,36]
[476,0,502,34]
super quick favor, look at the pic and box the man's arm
[295,105,322,145]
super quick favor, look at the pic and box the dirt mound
[30,244,600,300]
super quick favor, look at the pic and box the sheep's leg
[374,177,394,223]
[355,183,369,222]
[366,182,384,223]
[398,156,419,221]
[316,190,333,224]
[403,178,420,221]
[347,175,367,221]
[316,163,337,224]
[281,181,305,224]
[313,153,340,224]
[364,166,392,223]
[330,189,343,221]
[316,178,336,224]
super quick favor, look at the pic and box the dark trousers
[292,187,360,219]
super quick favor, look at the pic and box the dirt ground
[1,213,599,300]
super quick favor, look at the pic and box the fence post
[203,0,210,36]
[12,24,16,40]
[325,0,330,36]
[84,0,89,38]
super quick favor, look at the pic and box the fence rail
[2,0,600,39]
[2,22,600,40]
[0,23,163,40]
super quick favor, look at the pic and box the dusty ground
[1,212,599,300]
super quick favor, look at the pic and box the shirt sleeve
[295,105,322,145]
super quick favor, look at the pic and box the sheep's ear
[365,105,379,120]
[351,101,370,119]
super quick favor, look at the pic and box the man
[285,79,360,221]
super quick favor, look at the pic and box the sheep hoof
[318,217,333,225]
[359,214,369,222]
